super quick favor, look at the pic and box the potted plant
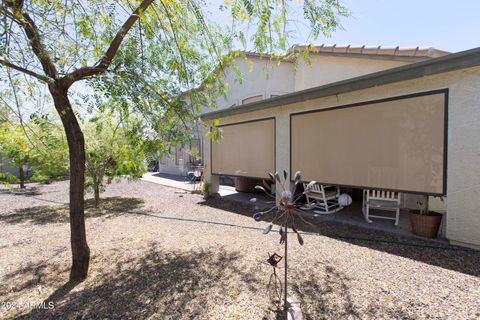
[200,180,211,199]
[409,195,443,238]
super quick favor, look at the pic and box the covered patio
[203,89,448,240]
[216,185,450,242]
[201,49,480,249]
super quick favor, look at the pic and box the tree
[0,0,348,281]
[84,112,146,207]
[1,0,156,281]
[0,118,69,185]
[0,122,32,188]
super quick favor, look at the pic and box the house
[159,45,446,176]
[199,45,480,249]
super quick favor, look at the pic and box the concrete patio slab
[141,172,237,196]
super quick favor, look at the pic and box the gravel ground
[0,179,479,320]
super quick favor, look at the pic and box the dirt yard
[0,179,479,319]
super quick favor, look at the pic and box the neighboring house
[159,44,447,176]
[201,45,480,249]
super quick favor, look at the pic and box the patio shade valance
[211,118,275,179]
[291,90,447,195]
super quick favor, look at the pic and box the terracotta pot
[235,177,271,193]
[409,210,442,238]
[234,177,261,193]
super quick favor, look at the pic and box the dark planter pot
[409,210,442,238]
[234,177,260,193]
[234,177,275,193]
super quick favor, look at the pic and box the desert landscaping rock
[0,179,479,319]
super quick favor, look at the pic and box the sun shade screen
[212,119,275,178]
[291,92,446,194]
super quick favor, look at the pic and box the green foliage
[0,123,32,168]
[0,172,20,184]
[85,0,233,159]
[0,118,69,183]
[207,119,223,142]
[228,0,349,53]
[201,180,211,194]
[29,174,51,183]
[28,115,69,180]
[83,111,147,206]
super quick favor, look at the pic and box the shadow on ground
[0,259,70,302]
[12,248,260,320]
[290,264,417,320]
[200,197,480,277]
[262,263,415,319]
[0,197,144,224]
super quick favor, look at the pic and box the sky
[313,0,480,53]
[213,0,480,53]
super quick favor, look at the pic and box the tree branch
[0,58,53,83]
[5,0,59,80]
[62,0,155,87]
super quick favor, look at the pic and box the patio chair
[362,189,401,226]
[303,183,342,214]
[185,166,203,191]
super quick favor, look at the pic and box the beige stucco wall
[208,54,414,111]
[202,57,295,114]
[204,66,480,248]
[294,55,412,91]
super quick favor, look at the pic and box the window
[242,94,263,105]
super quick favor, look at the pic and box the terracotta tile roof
[291,44,450,58]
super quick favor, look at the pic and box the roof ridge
[289,44,450,58]
[232,44,450,60]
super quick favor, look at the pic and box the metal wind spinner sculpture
[251,170,316,310]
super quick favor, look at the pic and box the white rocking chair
[303,183,342,214]
[362,189,401,226]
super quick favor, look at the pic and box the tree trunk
[19,166,25,189]
[49,84,90,281]
[94,184,100,208]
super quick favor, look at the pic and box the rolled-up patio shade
[212,118,275,178]
[291,91,446,195]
